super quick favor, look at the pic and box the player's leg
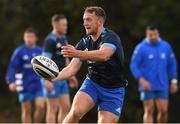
[46,98,59,123]
[58,81,71,122]
[42,79,61,123]
[155,91,169,123]
[34,97,46,123]
[141,91,155,123]
[19,93,33,123]
[98,110,119,123]
[63,78,97,123]
[143,100,154,123]
[58,94,71,122]
[63,92,95,123]
[21,101,32,123]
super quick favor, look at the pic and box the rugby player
[6,28,45,123]
[48,6,128,123]
[42,14,78,123]
[130,25,178,123]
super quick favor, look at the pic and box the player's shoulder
[35,45,43,51]
[102,28,120,41]
[13,44,26,55]
[135,39,147,51]
[159,38,172,48]
[79,35,91,45]
[45,32,57,43]
[16,44,26,51]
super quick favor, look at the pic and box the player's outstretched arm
[62,44,115,62]
[51,58,82,82]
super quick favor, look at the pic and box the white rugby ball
[31,56,59,80]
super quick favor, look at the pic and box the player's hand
[61,45,79,58]
[69,76,79,88]
[170,83,178,94]
[45,80,54,91]
[9,83,17,92]
[139,77,151,91]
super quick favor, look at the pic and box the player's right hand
[9,83,17,92]
[45,80,54,91]
[139,77,151,91]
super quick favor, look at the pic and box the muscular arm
[52,58,82,82]
[62,45,115,62]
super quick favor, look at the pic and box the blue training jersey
[6,44,42,93]
[42,32,68,71]
[130,38,177,91]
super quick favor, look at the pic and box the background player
[6,28,45,123]
[42,14,78,123]
[48,6,128,123]
[130,25,178,123]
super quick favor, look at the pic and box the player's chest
[143,45,169,62]
[85,40,103,51]
[21,50,40,64]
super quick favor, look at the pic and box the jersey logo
[148,54,154,59]
[23,55,29,60]
[32,53,36,57]
[116,107,121,114]
[56,43,62,48]
[160,53,166,59]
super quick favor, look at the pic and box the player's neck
[52,30,62,37]
[91,27,103,42]
[26,44,36,48]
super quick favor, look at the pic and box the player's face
[55,18,68,34]
[83,12,100,35]
[24,32,37,47]
[146,30,160,43]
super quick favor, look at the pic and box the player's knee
[36,102,45,110]
[22,108,31,116]
[159,107,168,115]
[144,106,154,115]
[36,104,45,113]
[47,103,58,113]
[62,104,71,113]
[48,106,58,114]
[70,108,83,119]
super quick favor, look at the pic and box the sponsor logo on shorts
[116,107,121,114]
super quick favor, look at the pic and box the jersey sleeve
[101,33,120,50]
[6,48,22,84]
[130,44,144,80]
[42,39,56,58]
[167,43,177,79]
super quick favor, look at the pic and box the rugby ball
[31,56,59,80]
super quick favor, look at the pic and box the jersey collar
[145,37,161,44]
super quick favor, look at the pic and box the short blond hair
[85,6,106,21]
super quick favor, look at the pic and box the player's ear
[98,17,104,26]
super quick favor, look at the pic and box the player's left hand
[170,83,178,94]
[69,76,79,88]
[61,45,79,58]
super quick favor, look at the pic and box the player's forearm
[77,50,109,61]
[52,66,75,82]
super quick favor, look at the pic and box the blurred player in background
[130,25,178,123]
[6,28,45,123]
[42,14,78,123]
[49,6,128,123]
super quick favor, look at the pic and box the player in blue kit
[130,25,178,123]
[6,28,45,123]
[48,6,128,123]
[42,14,78,123]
